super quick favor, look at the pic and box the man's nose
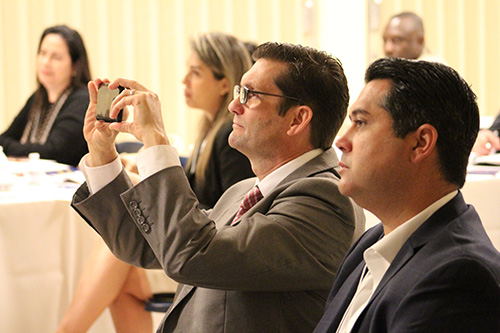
[228,96,243,115]
[335,131,352,153]
[384,41,394,56]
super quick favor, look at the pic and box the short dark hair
[253,42,349,149]
[365,57,479,188]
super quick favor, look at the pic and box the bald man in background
[383,11,443,62]
[383,13,499,161]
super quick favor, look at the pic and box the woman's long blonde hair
[185,32,253,183]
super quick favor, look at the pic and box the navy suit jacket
[315,192,500,332]
[489,112,500,132]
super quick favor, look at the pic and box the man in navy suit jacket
[315,58,500,332]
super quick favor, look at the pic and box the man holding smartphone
[72,42,365,332]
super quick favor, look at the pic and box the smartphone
[96,83,124,122]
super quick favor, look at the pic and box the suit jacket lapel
[330,261,366,325]
[363,192,468,309]
[166,149,343,318]
[207,179,256,227]
[279,148,340,186]
[320,225,384,328]
[165,283,195,316]
[223,149,339,227]
[164,181,257,316]
[367,240,416,305]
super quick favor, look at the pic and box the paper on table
[472,152,500,166]
[7,158,73,175]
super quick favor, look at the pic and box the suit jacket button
[137,216,145,224]
[133,208,141,217]
[141,223,151,233]
[129,201,139,209]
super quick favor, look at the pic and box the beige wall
[369,0,500,119]
[0,0,321,152]
[5,0,493,152]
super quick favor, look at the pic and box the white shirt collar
[365,190,458,285]
[256,148,323,197]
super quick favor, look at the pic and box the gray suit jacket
[72,148,365,332]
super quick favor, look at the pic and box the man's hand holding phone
[102,78,170,149]
[96,83,124,122]
[83,77,169,167]
[82,79,123,167]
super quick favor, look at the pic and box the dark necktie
[231,186,263,225]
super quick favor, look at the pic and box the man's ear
[287,105,313,136]
[410,124,438,163]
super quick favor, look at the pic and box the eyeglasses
[233,85,302,105]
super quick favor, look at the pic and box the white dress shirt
[79,145,323,198]
[255,148,322,197]
[336,190,458,333]
[79,145,180,194]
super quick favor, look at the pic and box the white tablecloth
[462,175,500,250]
[0,159,115,332]
[2,158,497,331]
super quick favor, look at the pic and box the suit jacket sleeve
[0,87,89,166]
[489,112,500,132]
[73,160,358,292]
[72,169,162,269]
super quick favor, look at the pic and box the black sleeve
[0,87,89,166]
[213,121,254,193]
[0,93,35,141]
[193,120,255,209]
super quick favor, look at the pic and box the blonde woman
[57,32,254,333]
[183,34,255,208]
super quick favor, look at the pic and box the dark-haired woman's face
[37,33,74,94]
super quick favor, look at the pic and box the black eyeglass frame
[234,85,302,105]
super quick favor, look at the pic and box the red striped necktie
[231,186,263,225]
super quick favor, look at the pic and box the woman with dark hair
[0,25,90,166]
